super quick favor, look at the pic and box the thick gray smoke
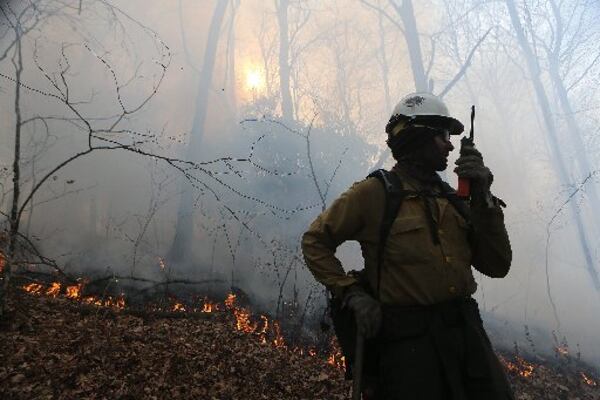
[1,0,599,366]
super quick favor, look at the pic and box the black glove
[454,142,495,206]
[343,285,381,339]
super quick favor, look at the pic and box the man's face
[420,130,455,171]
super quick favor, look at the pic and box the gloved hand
[454,142,494,204]
[343,285,381,339]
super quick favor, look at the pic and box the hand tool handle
[352,332,365,400]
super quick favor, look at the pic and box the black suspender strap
[367,169,406,299]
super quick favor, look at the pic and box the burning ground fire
[498,354,598,387]
[500,355,535,378]
[20,281,599,385]
[20,281,345,370]
[23,281,125,309]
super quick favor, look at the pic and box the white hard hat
[387,92,463,136]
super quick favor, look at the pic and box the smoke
[1,0,600,367]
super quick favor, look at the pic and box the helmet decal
[404,95,425,108]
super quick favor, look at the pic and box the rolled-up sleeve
[470,204,512,278]
[301,181,373,297]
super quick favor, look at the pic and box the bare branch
[439,27,492,99]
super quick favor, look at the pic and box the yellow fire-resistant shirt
[301,165,512,306]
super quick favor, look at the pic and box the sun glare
[246,68,264,91]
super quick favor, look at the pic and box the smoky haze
[1,0,600,366]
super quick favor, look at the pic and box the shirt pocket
[384,216,433,265]
[445,211,472,266]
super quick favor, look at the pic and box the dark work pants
[368,299,514,400]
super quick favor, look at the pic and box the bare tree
[361,0,490,169]
[168,0,229,263]
[275,0,295,121]
[505,0,600,290]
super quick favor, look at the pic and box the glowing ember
[581,372,597,386]
[46,282,61,297]
[500,355,535,378]
[173,302,186,312]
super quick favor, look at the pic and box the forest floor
[1,288,599,400]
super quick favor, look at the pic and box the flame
[272,321,286,348]
[259,315,269,334]
[326,337,346,370]
[46,282,61,297]
[581,372,597,386]
[201,300,214,313]
[555,345,569,356]
[66,283,83,299]
[22,281,125,309]
[224,293,236,309]
[173,302,185,312]
[23,283,43,294]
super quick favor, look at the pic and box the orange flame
[173,302,185,312]
[272,321,286,348]
[326,337,346,370]
[224,293,236,309]
[46,282,61,297]
[22,281,125,309]
[555,345,569,356]
[23,283,43,294]
[201,300,214,313]
[66,283,83,299]
[581,372,597,386]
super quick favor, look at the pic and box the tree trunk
[393,0,428,92]
[1,25,23,316]
[276,0,294,121]
[377,11,392,114]
[372,0,430,171]
[506,0,600,290]
[167,0,228,263]
[548,54,600,241]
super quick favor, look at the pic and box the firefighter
[301,92,514,399]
